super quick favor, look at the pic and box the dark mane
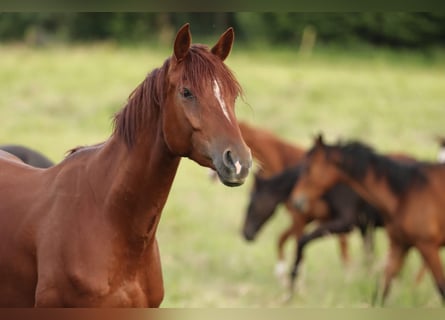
[113,44,243,148]
[328,141,428,196]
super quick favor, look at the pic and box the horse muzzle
[214,148,252,187]
[242,225,256,242]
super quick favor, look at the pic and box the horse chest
[34,217,164,307]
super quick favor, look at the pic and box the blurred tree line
[0,12,444,49]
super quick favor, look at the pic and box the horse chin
[217,174,246,187]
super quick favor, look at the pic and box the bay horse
[0,144,54,168]
[0,23,251,307]
[291,135,445,305]
[242,164,384,298]
[238,122,351,280]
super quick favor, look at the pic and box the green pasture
[1,42,445,307]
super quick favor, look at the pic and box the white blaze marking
[213,79,231,123]
[234,160,242,175]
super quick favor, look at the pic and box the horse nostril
[223,149,243,175]
[223,149,234,168]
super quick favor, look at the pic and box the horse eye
[181,88,194,99]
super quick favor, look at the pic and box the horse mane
[113,44,243,148]
[327,141,428,196]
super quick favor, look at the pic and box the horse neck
[88,115,180,247]
[342,167,399,219]
[82,69,180,245]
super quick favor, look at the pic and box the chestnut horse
[238,122,350,280]
[0,144,54,168]
[0,24,251,307]
[291,135,445,305]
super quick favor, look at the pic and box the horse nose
[242,226,255,242]
[222,148,251,178]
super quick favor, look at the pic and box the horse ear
[211,27,234,61]
[174,23,191,62]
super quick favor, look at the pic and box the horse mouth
[242,228,256,241]
[216,171,246,187]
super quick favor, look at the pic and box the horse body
[291,135,445,304]
[0,24,251,307]
[0,119,175,306]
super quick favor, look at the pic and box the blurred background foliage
[0,12,444,49]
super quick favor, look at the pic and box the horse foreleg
[362,222,376,265]
[416,242,445,304]
[414,264,428,285]
[275,211,306,286]
[338,234,350,267]
[274,225,294,286]
[376,241,408,306]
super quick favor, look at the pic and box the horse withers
[0,23,251,307]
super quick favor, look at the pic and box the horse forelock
[333,141,427,196]
[181,44,243,101]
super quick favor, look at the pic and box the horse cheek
[162,105,193,157]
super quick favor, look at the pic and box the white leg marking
[213,79,231,123]
[274,259,288,288]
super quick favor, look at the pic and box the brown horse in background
[291,135,445,305]
[238,122,351,281]
[238,122,305,177]
[0,23,251,307]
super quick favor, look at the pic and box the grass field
[1,41,445,307]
